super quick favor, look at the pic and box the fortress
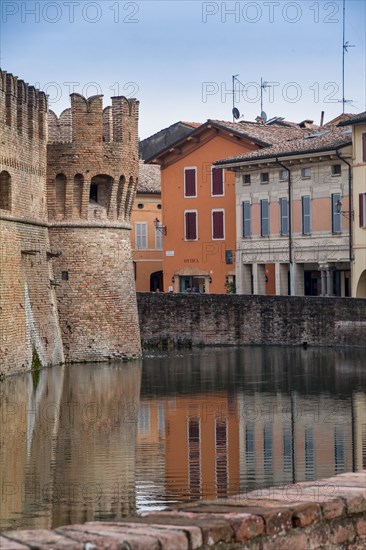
[0,70,141,375]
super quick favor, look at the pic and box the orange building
[130,162,163,291]
[146,121,273,294]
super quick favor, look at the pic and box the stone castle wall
[0,70,141,375]
[0,70,64,375]
[137,293,366,348]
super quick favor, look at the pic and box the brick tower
[0,71,64,374]
[47,93,141,362]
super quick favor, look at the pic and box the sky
[1,0,365,139]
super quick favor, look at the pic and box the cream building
[338,113,366,297]
[217,124,353,296]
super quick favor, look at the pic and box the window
[0,171,11,211]
[184,167,197,197]
[211,167,224,196]
[263,423,273,475]
[260,199,270,237]
[261,172,269,184]
[363,133,366,163]
[302,196,311,235]
[137,203,144,209]
[360,193,366,227]
[185,210,197,240]
[283,424,293,473]
[61,271,69,281]
[242,201,251,238]
[243,174,251,185]
[301,167,311,178]
[135,222,147,249]
[188,418,201,498]
[279,169,289,181]
[280,197,289,236]
[334,427,345,474]
[155,223,163,250]
[332,193,342,233]
[212,210,224,239]
[157,204,162,210]
[89,182,98,202]
[331,164,341,176]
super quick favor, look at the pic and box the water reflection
[1,347,365,532]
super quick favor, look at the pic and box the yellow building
[130,162,163,291]
[339,113,366,296]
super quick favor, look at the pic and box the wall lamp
[336,200,354,219]
[154,217,167,235]
[171,276,175,283]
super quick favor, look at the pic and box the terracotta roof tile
[216,126,352,165]
[337,111,366,126]
[138,161,161,194]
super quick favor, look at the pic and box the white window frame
[261,172,269,184]
[211,166,225,197]
[184,166,197,198]
[184,209,198,241]
[301,167,311,179]
[279,169,289,181]
[135,221,148,250]
[211,208,225,240]
[331,164,342,177]
[155,222,163,250]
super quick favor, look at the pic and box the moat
[1,346,365,533]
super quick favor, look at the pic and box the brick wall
[0,71,64,375]
[1,70,142,375]
[137,293,366,348]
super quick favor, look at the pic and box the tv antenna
[232,74,240,122]
[260,78,271,115]
[341,0,355,113]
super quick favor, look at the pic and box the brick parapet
[2,471,365,549]
[137,293,366,349]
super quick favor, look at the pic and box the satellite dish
[232,107,240,120]
[261,111,268,122]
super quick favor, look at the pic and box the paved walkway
[1,471,365,549]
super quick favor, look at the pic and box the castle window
[0,171,11,211]
[117,176,125,218]
[90,183,98,203]
[55,173,66,218]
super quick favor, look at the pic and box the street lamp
[154,217,167,235]
[336,200,354,219]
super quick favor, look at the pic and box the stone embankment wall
[1,471,365,548]
[137,293,366,348]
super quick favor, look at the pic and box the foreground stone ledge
[2,471,366,549]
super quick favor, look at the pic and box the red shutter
[185,212,197,239]
[360,193,365,227]
[212,211,224,239]
[212,168,223,195]
[185,169,196,197]
[363,133,366,163]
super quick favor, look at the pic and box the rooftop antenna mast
[260,78,271,115]
[341,0,355,113]
[232,74,240,122]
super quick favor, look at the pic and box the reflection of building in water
[353,392,366,470]
[164,394,240,501]
[0,362,141,531]
[237,392,354,489]
[135,398,167,510]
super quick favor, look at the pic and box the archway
[356,270,366,297]
[150,271,163,292]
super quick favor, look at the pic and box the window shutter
[302,196,311,235]
[243,201,251,238]
[280,198,289,236]
[185,169,196,197]
[261,200,270,237]
[332,194,341,233]
[185,212,197,240]
[212,211,224,239]
[360,193,365,227]
[212,168,223,195]
[363,133,366,163]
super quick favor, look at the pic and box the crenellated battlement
[0,69,48,141]
[47,93,139,145]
